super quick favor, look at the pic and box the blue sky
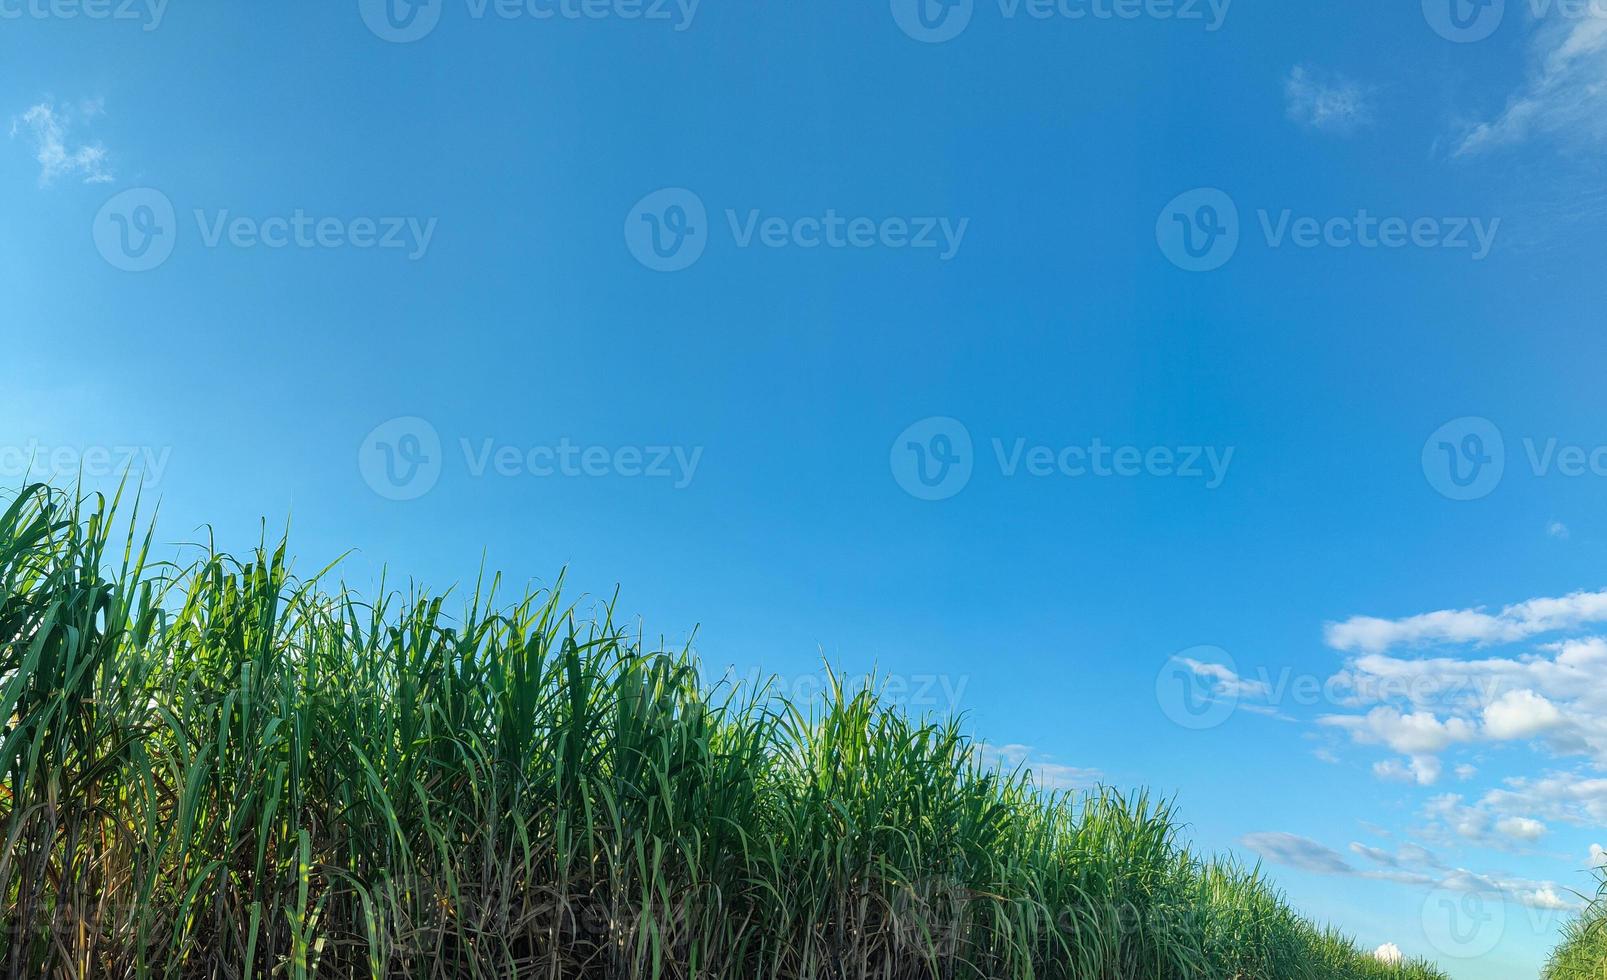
[7,1,1607,975]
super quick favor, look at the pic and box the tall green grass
[0,482,1444,979]
[1545,880,1607,979]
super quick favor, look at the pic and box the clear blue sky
[7,2,1607,976]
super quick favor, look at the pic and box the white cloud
[1421,791,1569,852]
[1373,943,1404,966]
[1264,589,1607,929]
[1321,707,1477,756]
[1317,632,1607,773]
[1425,793,1496,843]
[9,99,114,186]
[1520,886,1575,911]
[1325,589,1607,654]
[1478,771,1607,827]
[1495,816,1548,842]
[1458,10,1607,155]
[1374,755,1443,786]
[1284,65,1373,135]
[1549,521,1571,539]
[1483,689,1564,740]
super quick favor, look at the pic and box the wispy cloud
[1176,657,1272,699]
[1324,589,1607,654]
[1458,10,1607,155]
[1243,831,1579,911]
[1242,832,1355,874]
[9,98,114,186]
[1284,65,1373,135]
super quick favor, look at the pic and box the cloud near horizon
[1240,831,1579,913]
[1257,585,1607,924]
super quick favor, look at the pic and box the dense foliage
[1545,884,1607,980]
[0,483,1445,979]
